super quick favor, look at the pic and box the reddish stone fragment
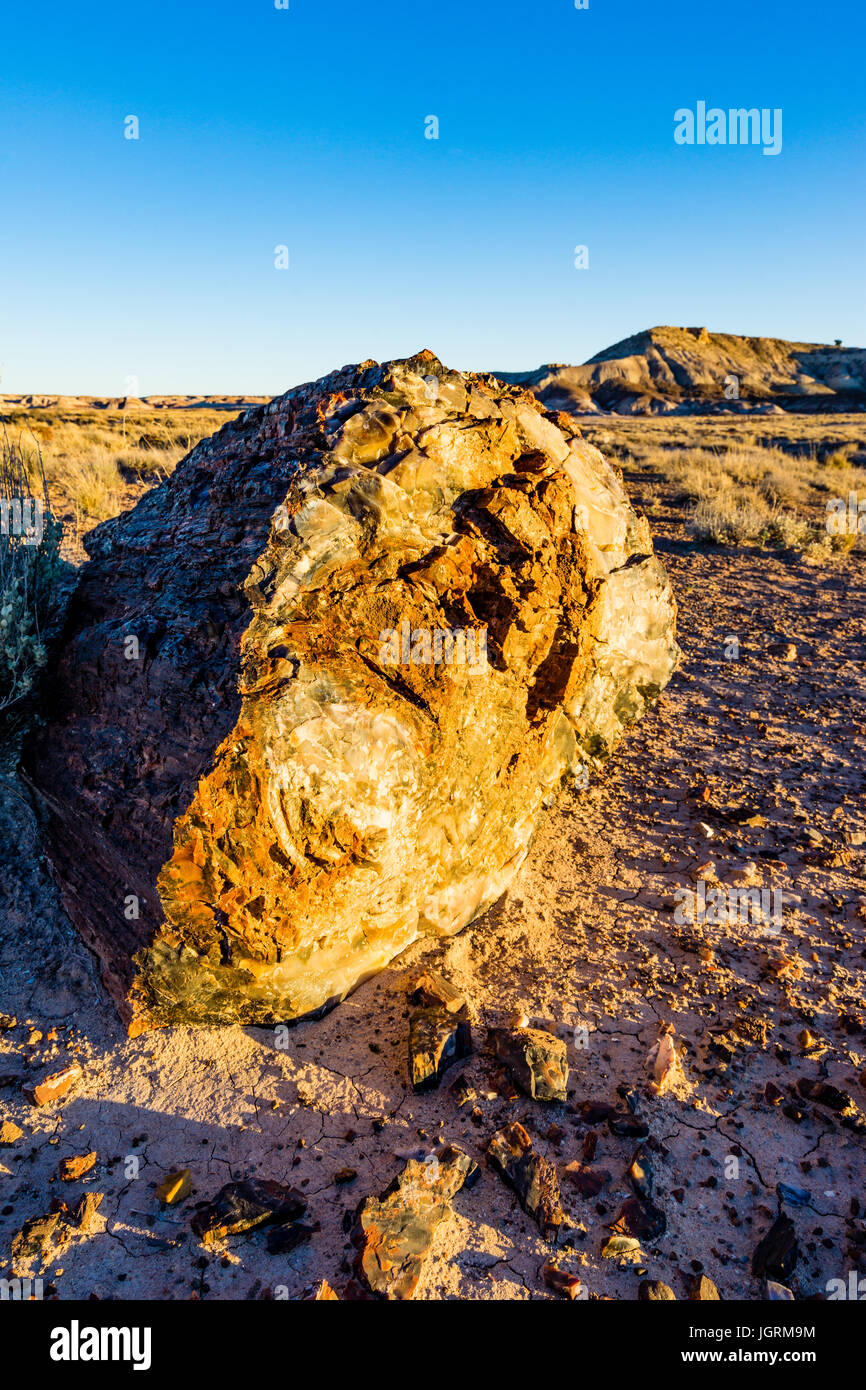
[23,1063,83,1107]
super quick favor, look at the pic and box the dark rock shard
[408,1006,471,1092]
[777,1182,811,1208]
[351,1144,478,1300]
[752,1214,799,1282]
[617,1082,640,1114]
[639,1278,677,1300]
[564,1161,612,1197]
[628,1148,654,1200]
[491,1026,569,1102]
[796,1078,853,1113]
[612,1195,667,1242]
[22,352,679,1029]
[607,1112,650,1139]
[581,1130,598,1161]
[191,1179,306,1246]
[266,1221,316,1255]
[486,1121,565,1241]
[577,1100,620,1123]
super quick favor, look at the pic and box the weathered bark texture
[23,351,679,1029]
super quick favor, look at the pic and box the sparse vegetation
[581,415,866,557]
[0,406,228,561]
[0,434,66,731]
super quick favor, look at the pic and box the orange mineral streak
[146,460,600,1016]
[315,391,348,424]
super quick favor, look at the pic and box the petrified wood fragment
[24,352,679,1028]
[486,1121,565,1241]
[409,971,466,1013]
[491,1025,569,1101]
[751,1213,799,1282]
[408,1006,471,1092]
[190,1179,306,1246]
[351,1144,478,1299]
[612,1194,667,1241]
[564,1161,611,1197]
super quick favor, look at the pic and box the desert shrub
[687,495,769,544]
[59,449,123,520]
[820,448,854,469]
[660,439,864,556]
[686,493,814,549]
[0,433,66,732]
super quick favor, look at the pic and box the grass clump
[665,443,865,553]
[0,433,66,732]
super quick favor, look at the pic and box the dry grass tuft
[0,434,66,731]
[581,420,866,557]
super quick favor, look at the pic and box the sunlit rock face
[24,351,680,1029]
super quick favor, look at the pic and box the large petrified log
[23,351,679,1030]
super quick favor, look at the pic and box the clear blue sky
[2,0,864,394]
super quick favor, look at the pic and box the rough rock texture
[491,1024,569,1101]
[486,1122,565,1242]
[190,1178,306,1246]
[408,1006,471,1093]
[23,351,679,1029]
[350,1144,478,1299]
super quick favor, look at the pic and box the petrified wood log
[23,351,679,1030]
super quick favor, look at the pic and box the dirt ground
[1,445,864,1301]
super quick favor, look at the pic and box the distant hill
[0,394,270,413]
[494,326,866,416]
[7,329,866,419]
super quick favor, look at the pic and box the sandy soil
[1,483,864,1301]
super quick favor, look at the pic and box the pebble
[542,1262,582,1300]
[639,1279,676,1300]
[156,1169,192,1205]
[59,1152,97,1182]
